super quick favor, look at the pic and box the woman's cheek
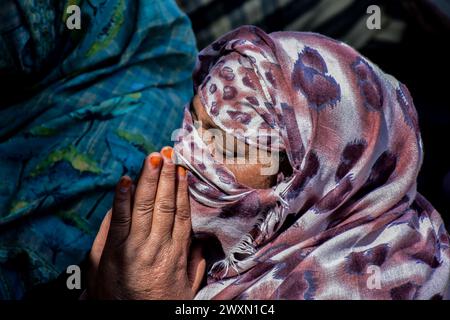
[225,163,276,189]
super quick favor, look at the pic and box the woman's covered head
[172,26,448,299]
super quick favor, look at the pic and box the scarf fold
[174,26,450,300]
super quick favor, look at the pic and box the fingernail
[161,146,173,161]
[119,177,132,193]
[149,154,161,168]
[177,166,186,177]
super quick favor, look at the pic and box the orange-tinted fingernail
[161,146,173,160]
[119,176,132,192]
[177,166,186,177]
[149,154,161,168]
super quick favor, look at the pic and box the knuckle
[121,245,139,262]
[176,208,191,221]
[111,211,130,226]
[150,233,172,248]
[160,165,175,179]
[111,218,130,229]
[155,198,175,214]
[114,192,128,203]
[134,199,155,214]
[157,234,173,248]
[144,235,171,258]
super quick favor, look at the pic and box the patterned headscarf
[173,26,450,299]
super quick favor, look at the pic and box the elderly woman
[88,26,450,300]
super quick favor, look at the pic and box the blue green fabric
[0,0,197,299]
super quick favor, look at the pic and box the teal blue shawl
[0,0,197,299]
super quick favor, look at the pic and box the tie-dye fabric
[0,0,196,299]
[173,26,450,300]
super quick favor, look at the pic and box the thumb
[89,210,112,270]
[87,209,112,296]
[188,242,206,294]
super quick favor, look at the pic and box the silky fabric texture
[173,26,450,300]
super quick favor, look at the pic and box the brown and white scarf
[173,26,450,299]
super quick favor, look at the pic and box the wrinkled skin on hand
[87,147,206,300]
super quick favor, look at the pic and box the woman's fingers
[129,153,162,243]
[173,166,191,244]
[171,166,192,271]
[108,176,133,247]
[90,210,112,268]
[88,210,112,296]
[126,146,192,253]
[150,146,177,239]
